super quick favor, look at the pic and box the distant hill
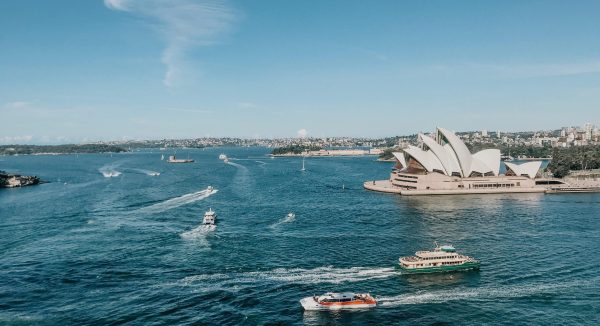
[0,144,127,156]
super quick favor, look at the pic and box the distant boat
[398,243,480,274]
[300,292,377,310]
[219,154,227,160]
[203,208,216,226]
[301,156,306,171]
[166,155,194,163]
[161,154,165,161]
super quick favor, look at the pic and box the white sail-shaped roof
[505,161,542,179]
[419,134,461,176]
[399,127,508,179]
[392,152,407,169]
[470,158,494,175]
[443,143,463,177]
[403,145,445,173]
[437,127,472,176]
[472,149,501,176]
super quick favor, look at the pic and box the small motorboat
[300,292,377,310]
[287,212,295,220]
[219,153,227,160]
[207,186,214,192]
[203,208,216,226]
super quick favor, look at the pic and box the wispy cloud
[3,101,31,109]
[0,135,34,144]
[165,107,213,113]
[104,0,236,87]
[427,61,600,79]
[472,61,600,78]
[237,101,259,109]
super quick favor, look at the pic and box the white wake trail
[180,266,398,292]
[137,188,218,213]
[129,168,160,176]
[377,280,595,307]
[270,213,296,229]
[180,225,215,249]
[226,161,248,171]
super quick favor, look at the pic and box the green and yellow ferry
[399,243,480,274]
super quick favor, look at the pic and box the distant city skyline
[2,0,600,144]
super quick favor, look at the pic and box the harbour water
[1,148,599,324]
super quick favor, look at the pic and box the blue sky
[2,0,600,144]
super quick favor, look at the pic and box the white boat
[301,156,306,171]
[166,155,194,163]
[300,292,377,310]
[207,186,214,192]
[203,208,216,226]
[219,154,228,160]
[287,212,295,220]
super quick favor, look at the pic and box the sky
[2,0,600,144]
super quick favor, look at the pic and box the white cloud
[104,0,236,87]
[297,128,308,138]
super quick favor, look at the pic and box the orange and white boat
[300,292,377,310]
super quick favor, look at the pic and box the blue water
[1,148,599,325]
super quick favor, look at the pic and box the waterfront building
[365,127,546,195]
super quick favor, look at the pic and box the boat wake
[180,224,215,238]
[180,266,397,291]
[179,225,214,249]
[377,280,595,307]
[99,164,122,178]
[128,168,160,176]
[226,161,248,171]
[269,213,296,229]
[137,188,218,214]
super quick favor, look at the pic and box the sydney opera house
[365,127,547,195]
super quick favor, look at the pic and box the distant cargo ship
[166,155,194,163]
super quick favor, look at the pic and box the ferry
[300,292,377,310]
[166,155,194,163]
[203,208,216,226]
[398,243,480,274]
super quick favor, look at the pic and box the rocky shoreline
[0,171,41,188]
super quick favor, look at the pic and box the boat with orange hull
[300,292,377,310]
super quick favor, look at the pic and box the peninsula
[0,144,127,156]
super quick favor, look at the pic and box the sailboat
[301,156,306,171]
[161,154,165,161]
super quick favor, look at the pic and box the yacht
[300,292,377,310]
[203,208,216,226]
[399,243,480,274]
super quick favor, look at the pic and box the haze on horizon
[2,0,600,144]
